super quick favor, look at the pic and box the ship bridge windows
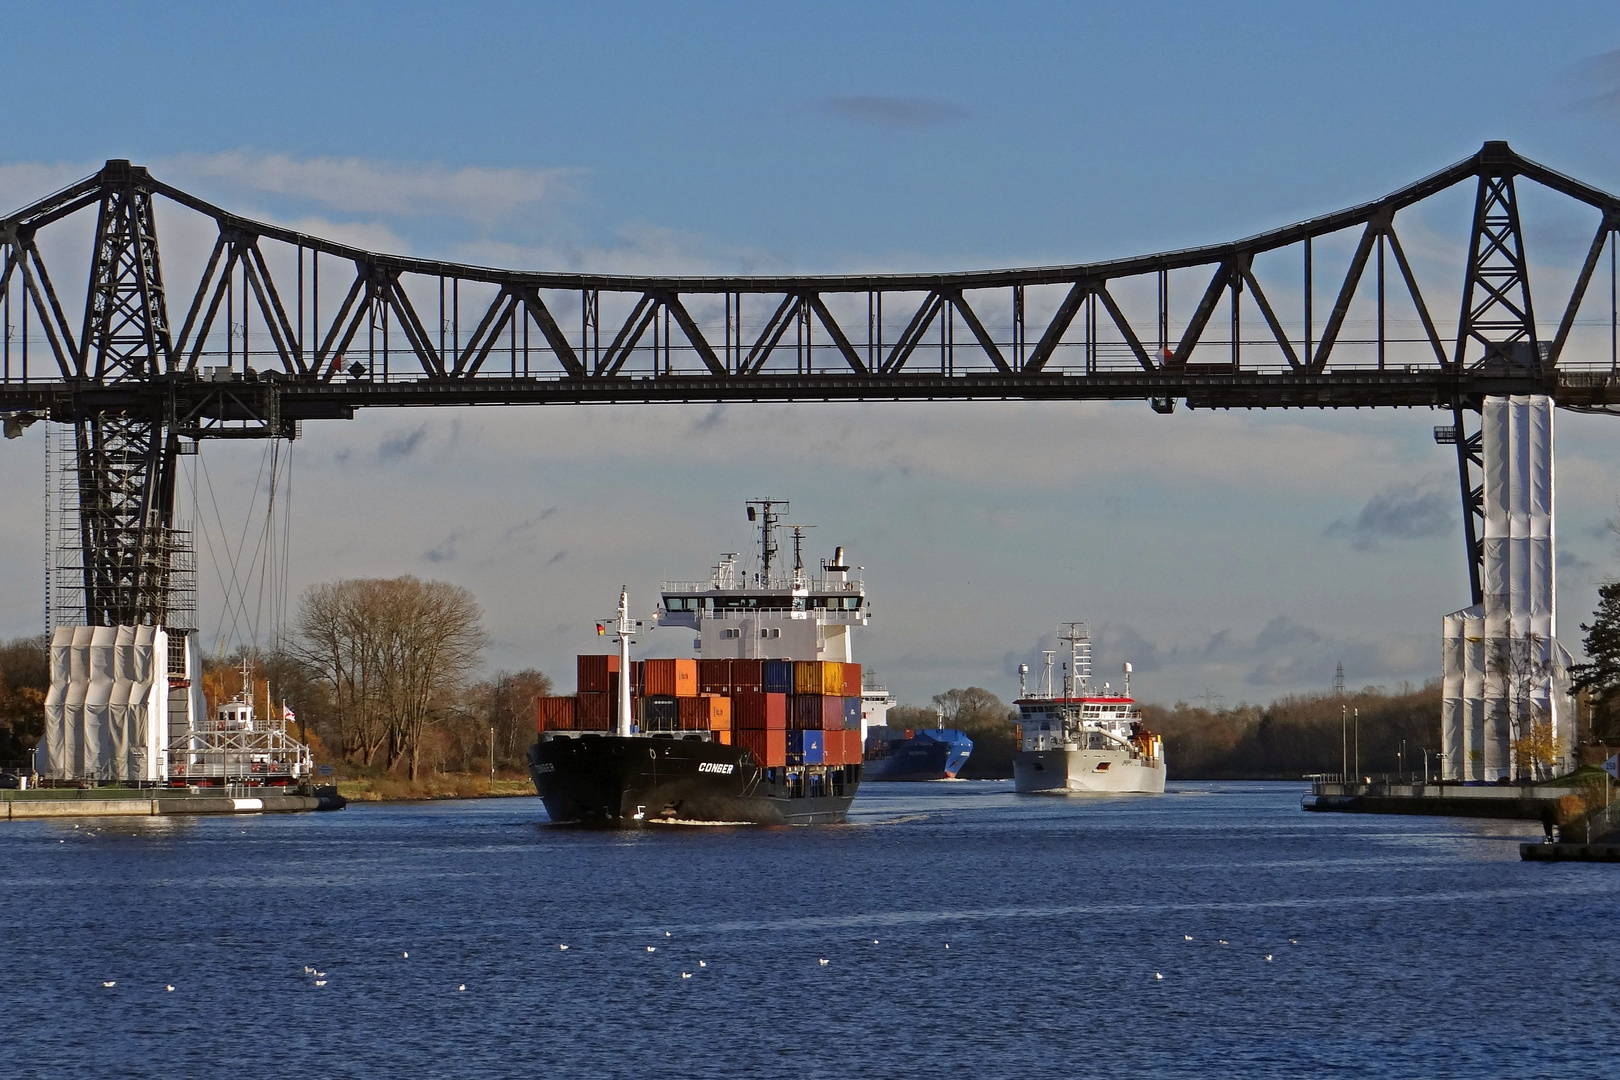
[664,596,704,612]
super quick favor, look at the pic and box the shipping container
[677,695,732,731]
[642,659,677,696]
[821,694,844,732]
[729,658,764,694]
[737,728,786,767]
[640,694,680,731]
[795,659,848,696]
[698,658,732,696]
[843,662,863,695]
[732,691,787,730]
[576,654,620,694]
[787,729,825,766]
[576,692,611,730]
[822,728,843,765]
[763,659,794,695]
[844,729,863,765]
[790,694,823,730]
[537,696,577,732]
[674,658,698,697]
[842,696,861,730]
[714,729,733,746]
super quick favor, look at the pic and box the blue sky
[2,2,1620,708]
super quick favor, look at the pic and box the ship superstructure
[657,500,867,664]
[1011,624,1165,795]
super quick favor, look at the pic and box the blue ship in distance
[863,728,974,782]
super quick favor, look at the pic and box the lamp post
[1341,704,1347,782]
[1354,708,1360,781]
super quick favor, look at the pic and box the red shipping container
[537,696,577,732]
[576,692,611,730]
[790,695,823,730]
[737,728,786,768]
[698,659,732,695]
[729,658,764,695]
[577,654,620,694]
[821,695,844,732]
[845,729,864,764]
[676,696,731,731]
[842,662,862,695]
[732,691,786,730]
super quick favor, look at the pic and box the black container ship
[528,500,869,826]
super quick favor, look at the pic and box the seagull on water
[165,985,174,992]
[402,951,409,959]
[102,981,116,988]
[559,944,569,951]
[819,958,829,966]
[872,940,879,945]
[1154,973,1163,981]
[1217,939,1228,946]
[699,961,706,968]
[1288,938,1298,945]
[646,946,657,953]
[457,984,466,992]
[665,931,671,937]
[1183,935,1193,941]
[1264,955,1273,962]
[681,972,692,979]
[314,980,327,987]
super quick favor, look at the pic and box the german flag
[596,623,606,636]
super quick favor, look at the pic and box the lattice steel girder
[4,142,1620,421]
[73,409,178,625]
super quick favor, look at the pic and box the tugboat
[1011,624,1165,794]
[528,500,868,826]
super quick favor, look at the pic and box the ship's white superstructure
[656,499,868,664]
[1011,624,1165,795]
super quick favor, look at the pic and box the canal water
[1,781,1615,1078]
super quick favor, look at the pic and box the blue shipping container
[763,659,795,695]
[843,696,861,728]
[785,728,826,765]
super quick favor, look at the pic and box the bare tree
[1488,629,1555,782]
[291,576,488,779]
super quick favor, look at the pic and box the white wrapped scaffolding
[1441,396,1575,781]
[37,625,175,782]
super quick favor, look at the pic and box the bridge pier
[1441,395,1575,782]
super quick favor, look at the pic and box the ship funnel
[834,546,844,564]
[1122,662,1132,696]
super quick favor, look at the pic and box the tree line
[884,681,1445,780]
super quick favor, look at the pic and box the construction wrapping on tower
[1441,395,1575,782]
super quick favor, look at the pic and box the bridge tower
[1439,145,1572,783]
[52,159,192,632]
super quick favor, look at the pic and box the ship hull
[1013,748,1166,794]
[529,734,859,826]
[864,730,973,782]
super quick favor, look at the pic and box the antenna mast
[745,499,784,585]
[1058,622,1091,697]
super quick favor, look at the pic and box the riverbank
[335,774,536,802]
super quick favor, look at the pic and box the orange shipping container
[715,729,733,746]
[674,658,698,697]
[842,662,862,695]
[738,728,786,768]
[795,660,847,696]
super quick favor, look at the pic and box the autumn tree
[292,576,487,779]
[0,635,48,765]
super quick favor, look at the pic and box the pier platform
[1521,841,1620,862]
[1,785,345,819]
[1302,780,1585,823]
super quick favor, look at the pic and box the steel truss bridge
[2,140,1619,628]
